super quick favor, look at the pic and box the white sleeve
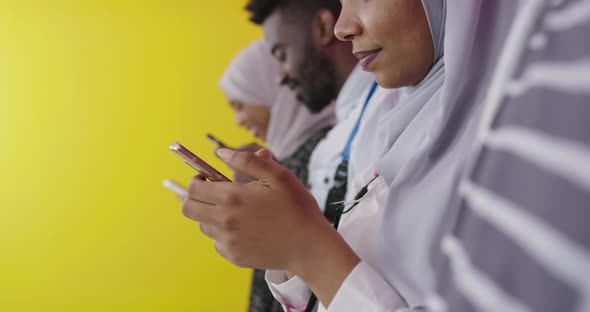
[324,261,411,312]
[266,270,312,312]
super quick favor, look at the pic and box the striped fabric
[432,1,590,312]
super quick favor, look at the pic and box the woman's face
[335,0,435,88]
[230,100,271,140]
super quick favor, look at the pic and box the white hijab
[370,1,489,307]
[218,39,336,160]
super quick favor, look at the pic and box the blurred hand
[182,148,331,270]
[181,148,361,306]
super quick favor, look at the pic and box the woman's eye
[274,49,286,62]
[231,102,243,111]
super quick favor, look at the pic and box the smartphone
[169,141,232,182]
[162,179,188,199]
[206,133,230,149]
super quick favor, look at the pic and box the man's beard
[294,43,338,113]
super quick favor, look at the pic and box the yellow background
[0,1,261,311]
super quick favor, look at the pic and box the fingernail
[216,148,234,161]
[255,148,272,160]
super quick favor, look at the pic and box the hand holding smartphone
[169,141,231,182]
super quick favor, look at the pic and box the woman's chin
[256,134,267,141]
[373,71,413,89]
[249,129,262,139]
[373,70,403,89]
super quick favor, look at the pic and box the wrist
[288,222,361,307]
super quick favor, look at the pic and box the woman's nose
[334,4,362,42]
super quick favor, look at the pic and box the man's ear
[311,8,337,48]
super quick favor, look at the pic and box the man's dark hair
[245,0,341,25]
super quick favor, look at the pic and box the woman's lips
[354,48,382,70]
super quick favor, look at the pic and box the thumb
[216,148,287,184]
